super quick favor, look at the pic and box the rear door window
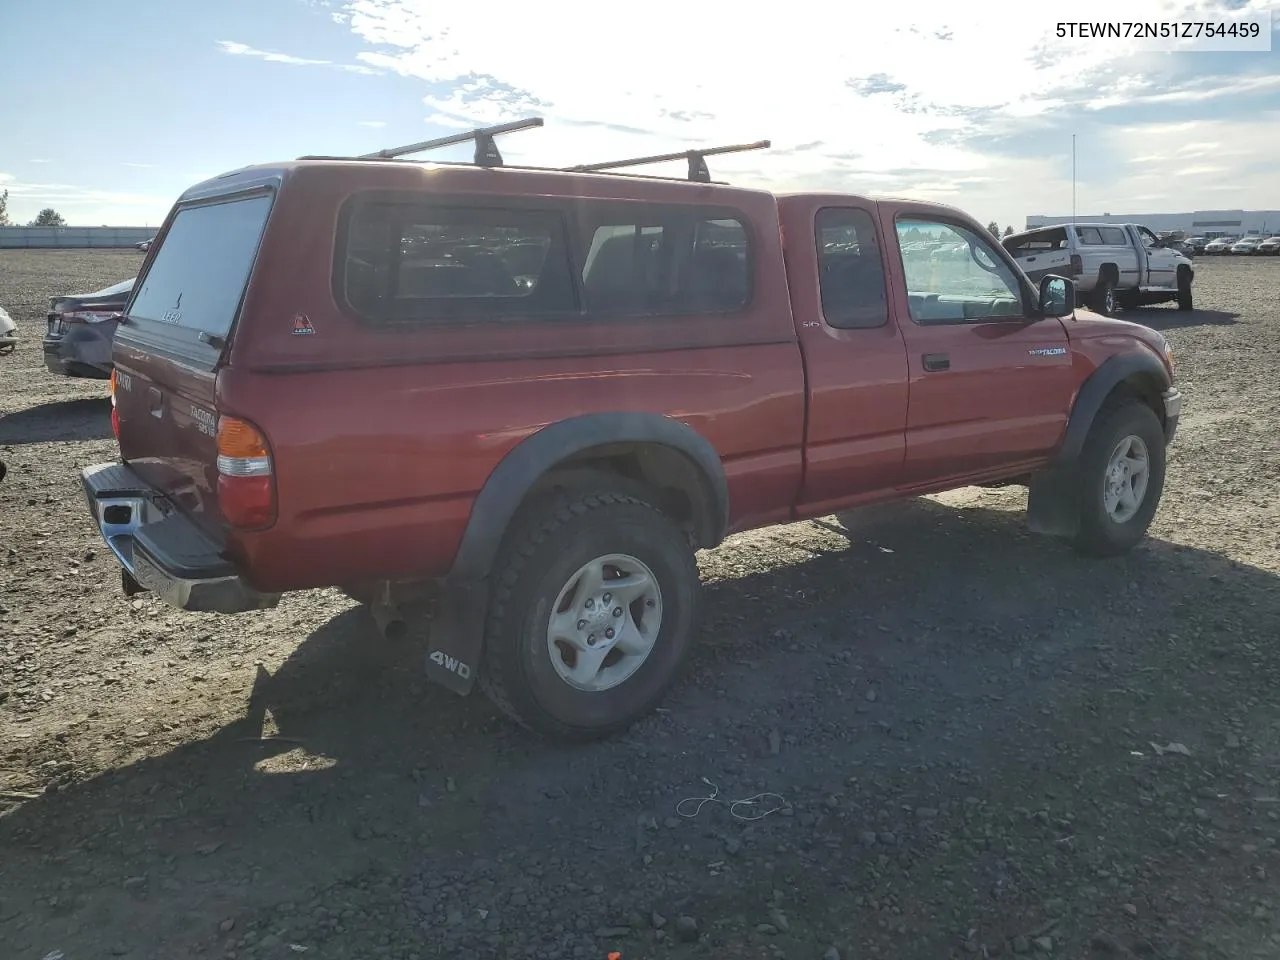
[814,207,888,329]
[128,193,273,356]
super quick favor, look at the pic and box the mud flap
[424,579,489,696]
[1026,466,1082,538]
[121,567,147,597]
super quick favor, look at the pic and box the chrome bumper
[1162,387,1182,444]
[80,462,280,614]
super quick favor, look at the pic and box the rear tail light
[1069,254,1084,277]
[109,370,120,440]
[61,310,121,324]
[216,416,276,529]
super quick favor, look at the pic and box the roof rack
[302,117,771,183]
[356,116,544,166]
[563,140,771,183]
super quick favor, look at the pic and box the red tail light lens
[216,415,276,529]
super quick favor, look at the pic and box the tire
[480,488,700,741]
[1072,400,1166,558]
[1091,278,1118,316]
[1176,268,1193,311]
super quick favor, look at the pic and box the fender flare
[1028,349,1170,538]
[1053,350,1170,465]
[452,411,729,581]
[424,412,729,696]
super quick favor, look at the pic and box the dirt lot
[2,249,1280,960]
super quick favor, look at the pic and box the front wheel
[1072,401,1167,558]
[480,489,700,740]
[1177,268,1193,311]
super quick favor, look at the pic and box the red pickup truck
[81,119,1181,740]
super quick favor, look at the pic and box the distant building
[1024,210,1280,238]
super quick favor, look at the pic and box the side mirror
[1038,275,1074,318]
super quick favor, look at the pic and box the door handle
[922,353,950,372]
[148,386,164,419]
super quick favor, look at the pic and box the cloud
[328,0,1279,226]
[847,74,908,96]
[122,162,157,169]
[217,40,330,66]
[1082,72,1280,109]
[28,159,50,164]
[357,120,387,128]
[0,173,174,224]
[216,39,382,75]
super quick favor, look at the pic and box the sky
[1,0,1277,230]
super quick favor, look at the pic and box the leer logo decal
[291,313,316,336]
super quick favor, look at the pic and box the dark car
[43,277,135,379]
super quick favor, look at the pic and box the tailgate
[112,190,274,536]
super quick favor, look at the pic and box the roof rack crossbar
[355,116,545,167]
[563,140,771,183]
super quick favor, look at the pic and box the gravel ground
[2,249,1280,960]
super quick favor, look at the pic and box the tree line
[0,191,67,227]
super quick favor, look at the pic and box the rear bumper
[43,329,113,379]
[1163,387,1182,445]
[80,462,280,614]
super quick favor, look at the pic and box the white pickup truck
[1002,222,1194,316]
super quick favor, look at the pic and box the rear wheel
[480,488,700,740]
[1176,268,1193,311]
[1091,278,1118,316]
[1072,400,1166,558]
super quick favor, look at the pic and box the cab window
[895,219,1025,324]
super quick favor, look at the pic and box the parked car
[1203,237,1237,254]
[79,119,1182,741]
[1256,236,1280,255]
[1182,236,1209,255]
[1002,222,1194,316]
[0,304,17,355]
[136,237,155,251]
[42,277,135,379]
[1230,237,1263,255]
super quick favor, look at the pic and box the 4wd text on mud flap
[429,650,472,679]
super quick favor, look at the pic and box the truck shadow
[1123,306,1239,330]
[0,396,112,445]
[2,496,1276,957]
